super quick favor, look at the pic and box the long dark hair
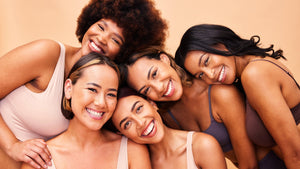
[175,24,285,70]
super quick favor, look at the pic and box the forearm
[0,114,18,154]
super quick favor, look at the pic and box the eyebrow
[87,83,117,92]
[198,53,206,67]
[119,117,128,128]
[119,101,140,127]
[137,66,153,93]
[87,82,101,88]
[100,20,125,44]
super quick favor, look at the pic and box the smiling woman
[21,52,152,169]
[175,24,300,169]
[111,87,227,169]
[119,46,188,102]
[0,0,168,168]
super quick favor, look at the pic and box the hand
[8,139,52,169]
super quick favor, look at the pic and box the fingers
[23,154,43,169]
[32,141,52,165]
[11,139,52,169]
[23,140,52,168]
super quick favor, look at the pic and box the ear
[160,53,170,65]
[64,79,73,99]
[148,99,158,110]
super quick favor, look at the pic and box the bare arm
[211,85,258,169]
[242,63,300,169]
[0,39,61,168]
[193,132,227,169]
[127,139,152,169]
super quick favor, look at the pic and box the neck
[62,118,106,149]
[148,126,184,157]
[234,55,256,78]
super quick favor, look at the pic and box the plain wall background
[1,0,299,168]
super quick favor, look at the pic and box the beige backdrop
[1,0,299,168]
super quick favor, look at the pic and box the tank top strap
[167,110,183,129]
[186,131,198,169]
[250,59,300,89]
[117,136,128,169]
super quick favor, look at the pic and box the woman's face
[112,95,165,144]
[81,18,125,60]
[127,54,183,101]
[65,64,119,130]
[184,50,237,85]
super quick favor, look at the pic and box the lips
[86,108,104,120]
[163,80,175,97]
[218,66,226,83]
[141,120,156,137]
[89,41,105,55]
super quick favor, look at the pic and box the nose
[94,93,107,108]
[203,67,215,81]
[150,81,164,96]
[97,33,108,45]
[134,115,145,129]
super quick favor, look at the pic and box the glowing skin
[127,54,183,101]
[112,95,165,144]
[184,50,237,85]
[81,18,125,60]
[64,64,118,131]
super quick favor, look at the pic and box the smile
[86,108,104,120]
[90,41,104,54]
[163,80,175,97]
[218,66,225,83]
[142,120,155,136]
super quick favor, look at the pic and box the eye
[143,87,150,95]
[197,72,204,79]
[112,38,121,46]
[88,88,97,93]
[97,24,104,31]
[107,92,117,97]
[124,121,132,130]
[204,57,209,66]
[152,69,157,79]
[136,105,144,114]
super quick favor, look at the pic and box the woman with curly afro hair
[0,0,167,168]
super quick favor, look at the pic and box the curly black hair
[76,0,168,63]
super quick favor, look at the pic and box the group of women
[0,0,299,169]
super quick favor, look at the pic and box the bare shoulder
[192,132,219,151]
[210,84,243,108]
[241,59,279,87]
[210,84,240,99]
[127,138,148,152]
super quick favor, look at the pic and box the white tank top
[0,41,69,141]
[186,131,198,169]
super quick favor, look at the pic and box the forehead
[113,96,138,120]
[127,58,159,85]
[80,64,118,84]
[100,18,124,36]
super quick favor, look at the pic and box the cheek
[107,99,117,111]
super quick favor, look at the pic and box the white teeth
[164,81,173,96]
[90,42,101,52]
[218,66,225,82]
[143,121,154,136]
[87,108,103,118]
